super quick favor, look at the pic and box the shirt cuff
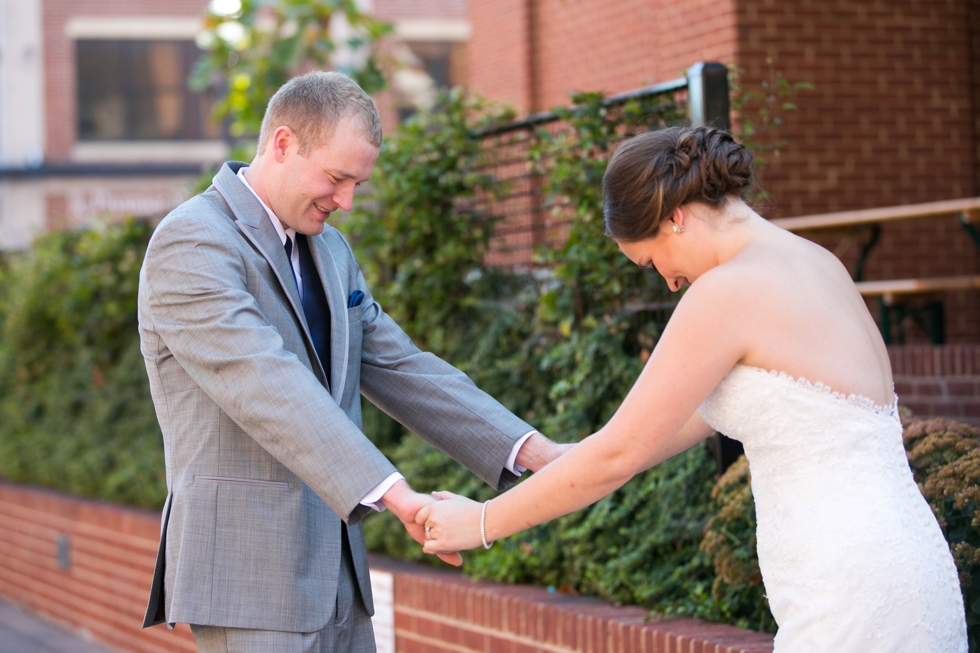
[360,472,405,512]
[505,430,538,475]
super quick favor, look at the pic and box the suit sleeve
[338,241,535,492]
[141,214,397,524]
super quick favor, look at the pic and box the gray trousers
[191,531,375,653]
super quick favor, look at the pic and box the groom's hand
[380,480,464,566]
[516,433,575,473]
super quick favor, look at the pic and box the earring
[672,223,682,234]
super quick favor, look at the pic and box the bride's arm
[417,272,749,553]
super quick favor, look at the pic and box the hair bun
[603,126,755,242]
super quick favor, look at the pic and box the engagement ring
[425,526,431,539]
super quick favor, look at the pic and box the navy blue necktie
[284,234,331,383]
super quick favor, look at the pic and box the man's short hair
[258,71,383,154]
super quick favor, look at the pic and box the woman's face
[617,219,692,292]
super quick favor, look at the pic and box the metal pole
[691,62,739,475]
[687,62,731,131]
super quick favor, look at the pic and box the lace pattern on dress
[738,364,900,420]
[698,363,967,652]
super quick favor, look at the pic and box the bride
[417,126,968,651]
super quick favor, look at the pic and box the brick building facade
[0,0,469,250]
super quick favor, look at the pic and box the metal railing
[473,62,730,267]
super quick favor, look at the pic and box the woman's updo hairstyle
[603,126,754,242]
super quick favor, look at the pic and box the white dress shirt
[236,167,535,511]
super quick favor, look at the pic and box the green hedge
[905,417,980,649]
[0,221,165,508]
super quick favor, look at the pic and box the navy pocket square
[347,290,365,308]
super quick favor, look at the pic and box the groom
[138,71,564,651]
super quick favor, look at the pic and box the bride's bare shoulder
[686,251,775,298]
[673,259,766,320]
[680,239,841,316]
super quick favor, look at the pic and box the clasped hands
[379,480,467,566]
[380,434,572,566]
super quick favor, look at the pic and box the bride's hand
[415,491,485,554]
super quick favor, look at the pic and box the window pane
[76,39,218,141]
[153,92,184,138]
[194,90,222,139]
[77,42,126,138]
[406,41,465,89]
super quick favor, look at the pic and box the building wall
[0,180,47,249]
[738,0,975,218]
[891,344,980,420]
[530,0,737,112]
[737,0,980,341]
[468,0,536,112]
[0,0,470,251]
[469,0,738,113]
[1,0,45,168]
[41,0,210,164]
[468,0,975,213]
[374,0,468,20]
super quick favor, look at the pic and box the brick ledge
[368,554,774,653]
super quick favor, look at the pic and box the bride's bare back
[696,211,893,407]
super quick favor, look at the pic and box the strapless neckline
[732,364,899,419]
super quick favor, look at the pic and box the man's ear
[271,126,294,163]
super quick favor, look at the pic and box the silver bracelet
[481,500,494,549]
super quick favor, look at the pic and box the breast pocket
[340,305,363,411]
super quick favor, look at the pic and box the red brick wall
[42,0,211,163]
[469,0,738,113]
[739,0,975,218]
[530,0,737,112]
[0,481,775,653]
[891,344,980,420]
[469,0,536,112]
[468,0,976,213]
[970,0,980,194]
[0,482,195,652]
[735,1,980,340]
[370,555,774,653]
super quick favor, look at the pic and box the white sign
[370,570,394,653]
[67,187,186,223]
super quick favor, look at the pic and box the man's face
[268,115,379,236]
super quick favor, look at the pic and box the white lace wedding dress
[699,365,967,652]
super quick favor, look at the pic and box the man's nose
[334,185,355,212]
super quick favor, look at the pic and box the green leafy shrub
[0,221,164,508]
[191,0,391,140]
[345,88,516,356]
[697,456,772,632]
[693,417,980,643]
[904,417,980,650]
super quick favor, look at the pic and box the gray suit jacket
[138,162,533,632]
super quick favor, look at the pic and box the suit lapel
[308,235,348,404]
[213,163,329,388]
